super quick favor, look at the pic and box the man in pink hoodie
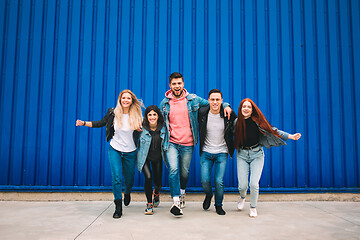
[160,72,232,216]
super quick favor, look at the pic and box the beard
[172,89,183,97]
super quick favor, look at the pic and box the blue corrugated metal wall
[0,0,359,192]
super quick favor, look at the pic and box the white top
[110,114,136,152]
[203,112,228,154]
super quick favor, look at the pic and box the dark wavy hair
[142,105,164,129]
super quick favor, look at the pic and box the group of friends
[76,72,301,218]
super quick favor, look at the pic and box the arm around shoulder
[222,103,232,119]
[222,102,230,109]
[195,94,210,107]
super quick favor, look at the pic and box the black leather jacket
[198,105,237,158]
[91,108,139,145]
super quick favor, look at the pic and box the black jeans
[142,157,163,203]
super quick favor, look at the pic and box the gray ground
[0,197,359,240]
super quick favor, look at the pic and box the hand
[76,120,84,126]
[224,106,232,120]
[289,133,301,140]
[136,125,143,132]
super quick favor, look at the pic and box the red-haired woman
[234,98,301,217]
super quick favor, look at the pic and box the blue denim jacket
[259,127,289,148]
[136,126,167,172]
[160,90,229,151]
[234,118,290,149]
[234,119,289,148]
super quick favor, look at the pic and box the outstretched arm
[77,108,113,128]
[288,133,301,140]
[76,119,93,127]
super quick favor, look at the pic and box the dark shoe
[153,190,160,208]
[170,202,183,216]
[215,206,226,215]
[113,199,122,218]
[124,193,131,206]
[202,195,213,210]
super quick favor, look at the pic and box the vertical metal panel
[318,0,332,188]
[351,0,360,188]
[0,0,359,192]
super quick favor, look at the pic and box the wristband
[83,121,86,126]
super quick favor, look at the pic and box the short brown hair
[169,72,183,83]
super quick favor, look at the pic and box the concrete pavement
[0,197,359,240]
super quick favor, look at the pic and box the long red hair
[234,98,281,149]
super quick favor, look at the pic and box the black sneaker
[170,202,183,216]
[215,206,226,215]
[203,195,213,210]
[124,193,131,206]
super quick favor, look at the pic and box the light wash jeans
[108,145,137,200]
[236,146,264,208]
[165,142,194,198]
[200,152,228,206]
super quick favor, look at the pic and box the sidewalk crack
[305,202,360,227]
[73,202,112,239]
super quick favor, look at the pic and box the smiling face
[120,92,133,110]
[209,92,223,114]
[241,101,253,119]
[147,110,159,128]
[169,78,184,98]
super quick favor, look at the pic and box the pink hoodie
[165,89,194,146]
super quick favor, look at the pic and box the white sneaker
[249,207,257,217]
[180,194,186,208]
[237,197,245,210]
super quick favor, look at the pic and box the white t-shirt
[110,114,136,152]
[203,112,228,154]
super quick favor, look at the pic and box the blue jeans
[108,145,137,200]
[200,152,228,206]
[236,146,264,208]
[165,142,194,198]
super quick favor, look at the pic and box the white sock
[180,189,185,195]
[173,196,180,203]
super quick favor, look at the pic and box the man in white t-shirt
[198,89,237,215]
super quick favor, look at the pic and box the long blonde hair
[114,89,144,130]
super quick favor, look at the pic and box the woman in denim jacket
[234,98,301,218]
[137,105,166,215]
[76,90,143,219]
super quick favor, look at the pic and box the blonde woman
[76,90,143,219]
